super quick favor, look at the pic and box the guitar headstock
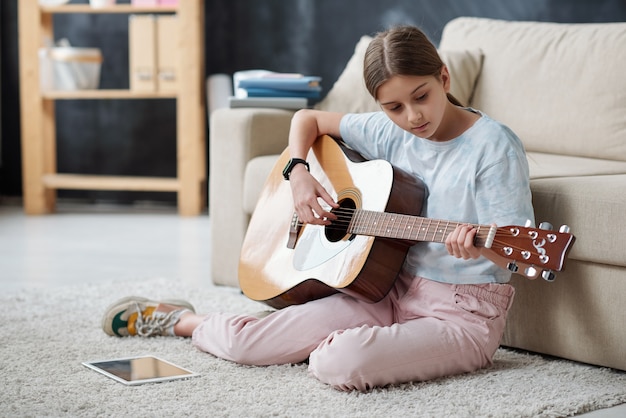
[491,222,576,281]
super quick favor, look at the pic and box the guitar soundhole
[325,198,356,242]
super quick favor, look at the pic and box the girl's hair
[363,25,462,106]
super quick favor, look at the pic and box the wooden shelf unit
[18,1,206,216]
[42,90,178,100]
[40,4,178,14]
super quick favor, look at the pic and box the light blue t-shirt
[339,110,534,284]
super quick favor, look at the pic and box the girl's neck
[430,104,480,142]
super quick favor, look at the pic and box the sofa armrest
[209,107,295,287]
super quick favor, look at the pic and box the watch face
[283,158,308,180]
[282,160,294,179]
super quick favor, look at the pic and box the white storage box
[39,47,103,91]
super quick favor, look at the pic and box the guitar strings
[294,207,538,256]
[297,216,538,258]
[313,207,514,237]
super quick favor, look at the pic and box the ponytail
[446,92,463,107]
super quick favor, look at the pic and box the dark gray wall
[2,0,626,204]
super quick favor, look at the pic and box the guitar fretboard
[348,209,490,247]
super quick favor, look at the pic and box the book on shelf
[228,96,309,110]
[237,75,322,92]
[156,15,179,93]
[129,15,157,92]
[243,87,321,99]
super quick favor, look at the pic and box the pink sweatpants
[192,273,515,391]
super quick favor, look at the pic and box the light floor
[0,202,213,292]
[1,202,624,417]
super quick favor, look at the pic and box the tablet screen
[82,355,199,385]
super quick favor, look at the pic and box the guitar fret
[423,219,431,241]
[388,214,396,238]
[441,221,450,243]
[412,216,419,240]
[391,214,399,238]
[417,218,424,241]
[365,211,376,234]
[360,210,370,235]
[358,210,369,235]
[401,214,410,240]
[381,213,388,237]
[367,211,376,235]
[380,215,393,237]
[414,218,421,240]
[367,211,375,235]
[359,210,368,235]
[368,211,377,235]
[378,216,389,237]
[395,215,402,237]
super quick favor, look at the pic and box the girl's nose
[408,105,422,124]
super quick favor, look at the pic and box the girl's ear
[440,65,451,93]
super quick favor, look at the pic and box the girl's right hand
[289,166,338,226]
[286,109,344,225]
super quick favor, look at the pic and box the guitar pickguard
[292,224,354,271]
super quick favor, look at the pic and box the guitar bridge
[287,212,302,249]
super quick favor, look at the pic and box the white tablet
[82,355,200,386]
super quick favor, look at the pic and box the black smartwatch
[282,158,309,180]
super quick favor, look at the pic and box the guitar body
[239,135,426,309]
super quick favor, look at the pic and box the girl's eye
[415,93,428,101]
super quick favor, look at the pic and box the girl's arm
[287,109,344,226]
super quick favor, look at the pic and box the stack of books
[228,71,322,110]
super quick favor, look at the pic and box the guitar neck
[348,209,491,247]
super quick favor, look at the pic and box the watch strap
[282,158,310,180]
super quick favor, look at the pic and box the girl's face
[376,67,452,142]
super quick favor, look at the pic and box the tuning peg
[524,219,533,227]
[539,222,554,230]
[559,225,571,233]
[507,262,519,273]
[524,266,538,278]
[542,270,556,282]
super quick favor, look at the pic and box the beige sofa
[209,17,626,372]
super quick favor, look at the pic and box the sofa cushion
[503,260,626,371]
[530,174,626,268]
[440,17,626,162]
[243,155,281,214]
[527,152,626,179]
[526,152,626,266]
[315,35,483,113]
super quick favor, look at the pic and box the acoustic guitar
[239,135,576,309]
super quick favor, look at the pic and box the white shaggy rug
[1,278,625,418]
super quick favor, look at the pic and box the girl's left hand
[445,224,482,260]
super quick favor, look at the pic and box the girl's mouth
[413,122,429,132]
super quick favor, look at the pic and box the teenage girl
[102,25,534,392]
